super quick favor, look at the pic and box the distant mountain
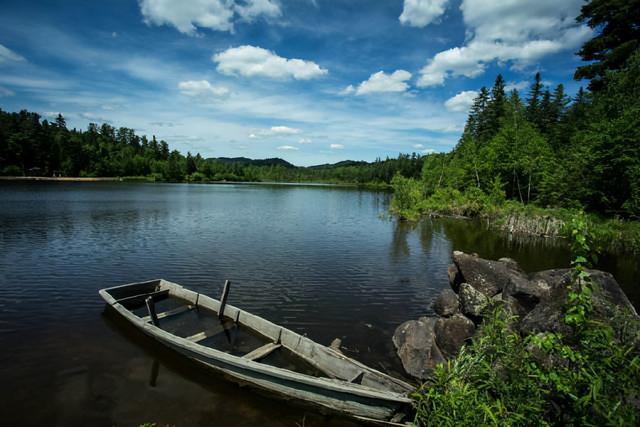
[207,157,296,168]
[307,160,370,170]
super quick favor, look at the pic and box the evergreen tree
[574,0,640,90]
[526,72,543,127]
[486,74,506,137]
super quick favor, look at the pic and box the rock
[498,257,524,273]
[519,296,571,336]
[392,317,446,379]
[459,283,490,318]
[519,268,637,336]
[503,274,551,312]
[453,251,526,297]
[448,263,463,292]
[434,314,475,358]
[433,288,460,317]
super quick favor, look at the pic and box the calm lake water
[1,182,637,426]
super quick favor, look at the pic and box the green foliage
[390,174,424,220]
[412,216,640,427]
[0,108,423,185]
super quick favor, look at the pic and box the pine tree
[526,72,542,127]
[574,0,640,90]
[486,74,506,137]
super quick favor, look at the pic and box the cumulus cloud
[213,45,328,80]
[444,90,478,112]
[330,143,344,149]
[178,80,229,98]
[353,70,412,95]
[298,138,312,144]
[338,84,355,96]
[138,0,281,35]
[417,0,591,87]
[0,44,25,63]
[249,125,301,138]
[399,0,450,28]
[277,145,299,151]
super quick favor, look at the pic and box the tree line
[0,109,423,185]
[418,0,639,217]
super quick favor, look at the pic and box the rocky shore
[393,251,638,380]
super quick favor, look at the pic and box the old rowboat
[99,279,414,423]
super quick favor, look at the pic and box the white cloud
[444,90,478,112]
[277,145,299,151]
[0,44,25,63]
[354,70,412,95]
[417,0,591,87]
[235,0,281,22]
[413,143,424,149]
[178,80,229,98]
[399,0,450,28]
[138,0,281,35]
[422,148,436,154]
[213,45,328,80]
[42,111,61,118]
[0,86,15,97]
[339,84,355,96]
[298,138,312,144]
[330,143,344,150]
[249,125,301,139]
[505,80,529,92]
[270,125,300,135]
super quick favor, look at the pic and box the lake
[1,182,637,426]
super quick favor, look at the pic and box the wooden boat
[99,279,414,423]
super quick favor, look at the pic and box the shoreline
[0,175,390,190]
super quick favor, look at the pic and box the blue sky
[0,0,591,166]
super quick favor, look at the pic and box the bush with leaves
[412,213,640,426]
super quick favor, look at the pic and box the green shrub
[412,215,640,426]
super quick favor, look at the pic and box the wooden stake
[218,280,231,319]
[145,296,159,326]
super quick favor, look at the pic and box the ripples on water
[0,182,637,426]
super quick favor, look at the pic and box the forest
[392,0,639,221]
[0,109,422,186]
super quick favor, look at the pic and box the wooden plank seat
[115,289,169,305]
[184,318,237,343]
[142,304,194,323]
[242,342,282,361]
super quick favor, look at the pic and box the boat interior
[102,279,413,395]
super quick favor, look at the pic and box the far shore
[0,175,390,189]
[0,176,120,182]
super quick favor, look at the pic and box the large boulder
[434,314,475,358]
[459,283,490,318]
[392,317,446,379]
[519,268,637,335]
[433,288,460,317]
[448,263,463,293]
[452,251,527,297]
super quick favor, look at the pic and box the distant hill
[307,160,370,170]
[206,157,371,170]
[207,157,296,168]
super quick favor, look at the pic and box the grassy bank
[390,176,640,254]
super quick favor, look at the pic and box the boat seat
[242,342,282,361]
[142,304,194,323]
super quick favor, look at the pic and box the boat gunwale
[99,279,413,403]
